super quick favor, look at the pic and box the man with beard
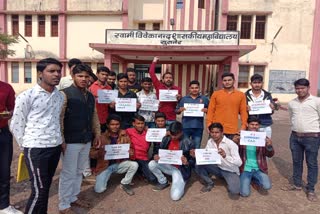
[149,57,182,127]
[127,68,142,93]
[207,73,247,140]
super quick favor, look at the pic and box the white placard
[146,128,167,142]
[159,90,178,102]
[158,149,183,165]
[97,90,118,103]
[140,98,159,111]
[195,149,221,165]
[248,100,272,115]
[115,98,137,112]
[104,144,130,160]
[183,103,204,117]
[240,130,266,147]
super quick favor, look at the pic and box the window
[176,0,184,9]
[25,15,32,37]
[11,62,19,83]
[38,15,45,37]
[198,0,205,9]
[223,65,230,73]
[138,23,145,30]
[24,62,32,83]
[51,15,58,37]
[12,15,19,36]
[240,15,252,39]
[255,16,266,39]
[97,63,104,68]
[238,65,250,88]
[153,23,160,31]
[227,15,238,31]
[254,65,265,77]
[112,63,119,73]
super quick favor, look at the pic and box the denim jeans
[240,169,271,197]
[195,164,240,194]
[290,133,320,192]
[183,128,203,149]
[95,161,138,193]
[148,160,186,201]
[259,126,272,138]
[136,160,157,183]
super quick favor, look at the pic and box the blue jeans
[240,170,271,197]
[290,133,320,192]
[195,165,240,194]
[136,160,157,183]
[148,160,185,201]
[94,161,138,193]
[183,128,203,149]
[259,126,272,138]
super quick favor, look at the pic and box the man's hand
[136,102,141,109]
[190,149,195,158]
[0,111,12,120]
[218,148,226,158]
[181,155,188,165]
[232,134,240,145]
[153,56,160,63]
[154,154,160,161]
[176,94,182,101]
[201,108,208,113]
[93,136,102,148]
[247,105,251,111]
[109,101,116,109]
[270,103,275,110]
[178,107,186,114]
[266,137,272,146]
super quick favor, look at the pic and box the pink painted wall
[0,0,7,82]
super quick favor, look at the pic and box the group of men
[0,56,319,214]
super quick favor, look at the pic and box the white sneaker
[0,206,23,214]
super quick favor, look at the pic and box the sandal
[281,184,302,191]
[307,192,318,202]
[71,199,91,208]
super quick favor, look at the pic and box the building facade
[0,0,319,102]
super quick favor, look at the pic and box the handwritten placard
[115,98,137,112]
[240,130,266,147]
[104,144,130,160]
[159,90,178,102]
[158,149,183,165]
[183,103,204,117]
[146,128,167,142]
[97,90,118,103]
[195,149,221,165]
[140,98,159,111]
[248,100,272,115]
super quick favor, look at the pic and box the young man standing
[92,114,138,196]
[245,74,276,138]
[59,64,102,213]
[193,123,242,195]
[57,58,82,90]
[282,78,320,202]
[149,57,182,126]
[0,81,22,214]
[10,58,64,214]
[207,73,248,140]
[137,77,158,128]
[176,80,209,148]
[126,68,142,93]
[107,71,117,89]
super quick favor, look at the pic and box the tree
[0,32,19,58]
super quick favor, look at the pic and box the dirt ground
[8,109,320,214]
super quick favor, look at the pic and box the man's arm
[206,92,216,127]
[149,57,161,90]
[224,142,242,167]
[239,93,248,130]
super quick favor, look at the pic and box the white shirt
[249,90,265,102]
[205,136,242,175]
[57,75,73,90]
[10,84,64,148]
[288,95,320,133]
[137,90,158,122]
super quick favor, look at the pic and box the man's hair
[247,116,261,124]
[294,78,310,87]
[250,74,263,82]
[97,66,110,74]
[189,80,200,86]
[141,77,152,83]
[72,64,93,75]
[117,73,128,81]
[90,72,98,81]
[108,71,116,77]
[221,72,235,80]
[36,58,62,72]
[162,71,173,79]
[67,58,82,69]
[106,114,121,125]
[155,112,166,120]
[126,67,135,73]
[168,121,183,135]
[208,122,224,132]
[132,114,145,122]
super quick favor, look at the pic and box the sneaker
[120,184,135,196]
[152,182,170,192]
[82,174,96,184]
[281,184,302,191]
[0,206,23,214]
[200,184,214,193]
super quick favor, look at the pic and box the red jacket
[126,128,150,161]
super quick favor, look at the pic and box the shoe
[200,184,214,193]
[82,174,96,184]
[120,184,135,196]
[152,182,170,192]
[71,199,91,208]
[281,184,302,191]
[307,191,318,202]
[0,206,23,214]
[59,207,76,214]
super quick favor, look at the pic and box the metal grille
[51,15,58,37]
[255,16,266,39]
[227,15,237,31]
[240,15,252,39]
[25,15,32,37]
[238,65,250,88]
[38,15,45,37]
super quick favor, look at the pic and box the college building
[0,0,319,102]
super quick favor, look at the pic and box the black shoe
[152,182,170,191]
[120,184,135,196]
[201,184,214,193]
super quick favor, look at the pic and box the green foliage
[0,33,19,58]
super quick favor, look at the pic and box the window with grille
[198,0,205,9]
[12,15,19,36]
[112,63,119,73]
[11,62,19,83]
[255,16,266,39]
[38,15,45,37]
[238,65,250,88]
[51,15,58,37]
[138,23,146,30]
[240,15,252,39]
[254,65,265,78]
[153,23,160,30]
[176,0,183,9]
[223,65,231,73]
[227,15,238,31]
[25,15,32,37]
[24,62,32,83]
